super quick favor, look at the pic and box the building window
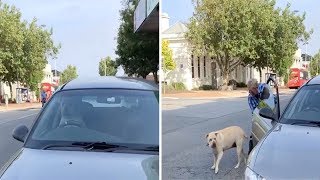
[203,56,206,77]
[198,56,200,78]
[191,55,194,78]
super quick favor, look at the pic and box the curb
[0,106,41,113]
[163,91,295,100]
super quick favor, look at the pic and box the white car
[0,77,159,180]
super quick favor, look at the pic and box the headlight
[245,167,266,180]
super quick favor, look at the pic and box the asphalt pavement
[0,108,40,168]
[162,94,294,180]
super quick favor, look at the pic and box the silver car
[245,76,320,179]
[0,77,159,180]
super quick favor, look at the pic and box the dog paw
[215,169,219,174]
[234,164,239,169]
[211,165,215,170]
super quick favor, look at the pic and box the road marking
[163,97,179,100]
[0,112,38,126]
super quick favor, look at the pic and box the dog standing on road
[205,126,248,174]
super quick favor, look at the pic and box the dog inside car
[205,126,248,174]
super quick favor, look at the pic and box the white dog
[205,126,248,174]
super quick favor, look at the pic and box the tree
[60,65,78,84]
[115,0,159,83]
[0,3,25,97]
[310,50,320,77]
[269,5,311,79]
[0,2,60,98]
[186,0,260,86]
[161,40,175,93]
[186,0,310,87]
[98,56,117,76]
[21,19,60,91]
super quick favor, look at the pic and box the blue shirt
[248,83,266,114]
[41,91,47,99]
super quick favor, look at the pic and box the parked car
[248,77,280,153]
[0,77,159,180]
[245,75,320,179]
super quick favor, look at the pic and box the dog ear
[215,132,218,136]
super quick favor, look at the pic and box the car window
[282,85,320,123]
[257,84,276,112]
[28,89,159,148]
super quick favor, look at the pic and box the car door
[251,77,280,146]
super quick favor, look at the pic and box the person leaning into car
[247,78,276,114]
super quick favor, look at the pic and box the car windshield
[282,85,320,124]
[25,89,159,149]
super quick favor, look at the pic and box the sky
[2,0,124,77]
[162,0,320,56]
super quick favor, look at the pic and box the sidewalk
[163,88,296,99]
[0,102,41,112]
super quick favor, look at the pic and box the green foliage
[170,82,186,90]
[0,2,60,92]
[199,85,212,90]
[186,0,310,84]
[60,65,78,84]
[162,40,175,72]
[309,50,320,77]
[115,0,159,82]
[99,56,117,76]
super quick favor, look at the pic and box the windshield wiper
[72,142,128,151]
[290,120,320,127]
[136,145,159,152]
[42,142,128,151]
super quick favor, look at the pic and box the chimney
[161,13,170,32]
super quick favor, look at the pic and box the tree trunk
[259,68,262,83]
[220,71,230,91]
[9,83,13,102]
[152,71,158,84]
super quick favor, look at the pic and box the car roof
[306,75,320,85]
[60,76,159,91]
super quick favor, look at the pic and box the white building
[42,64,53,84]
[162,13,252,90]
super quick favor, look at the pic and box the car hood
[0,148,158,180]
[251,123,320,179]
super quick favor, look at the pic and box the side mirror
[259,107,276,121]
[12,125,29,142]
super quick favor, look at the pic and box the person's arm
[248,96,255,114]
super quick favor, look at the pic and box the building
[133,0,159,33]
[42,64,53,84]
[51,69,61,86]
[161,13,293,90]
[0,64,58,103]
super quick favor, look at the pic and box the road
[0,108,40,168]
[162,94,294,180]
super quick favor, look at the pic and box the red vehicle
[287,68,309,89]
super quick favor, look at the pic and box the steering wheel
[303,106,320,112]
[60,120,83,128]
